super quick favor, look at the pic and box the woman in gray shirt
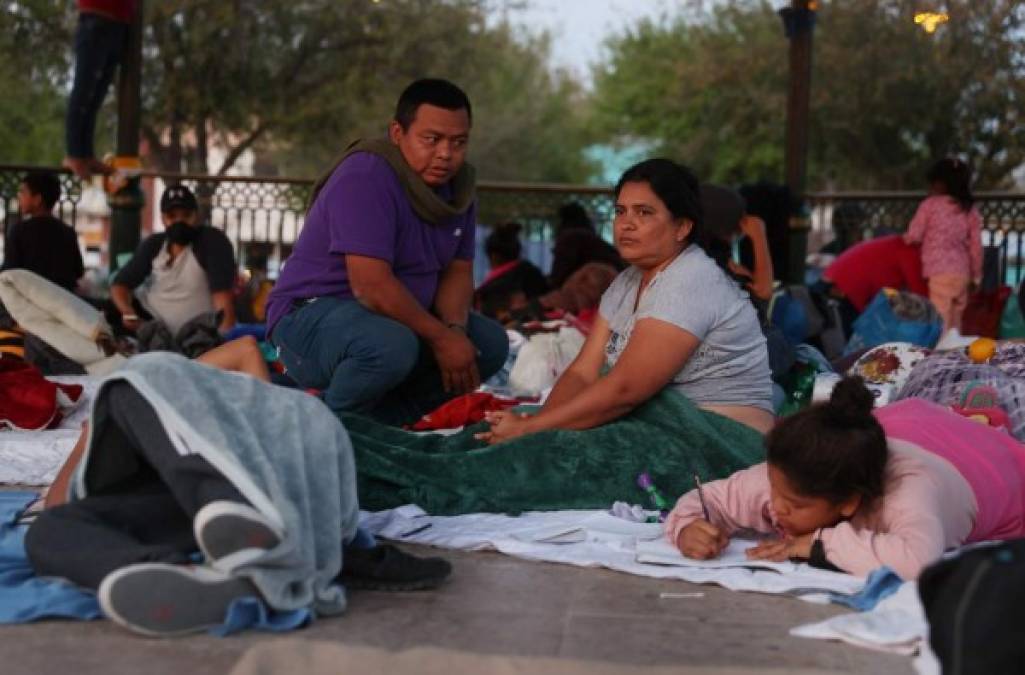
[478,159,774,443]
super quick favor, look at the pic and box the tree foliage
[0,0,594,182]
[4,1,1024,189]
[592,0,1025,189]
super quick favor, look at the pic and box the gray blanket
[70,352,359,615]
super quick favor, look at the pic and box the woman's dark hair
[926,157,974,212]
[766,376,889,505]
[557,202,593,233]
[394,78,472,130]
[615,158,706,251]
[699,183,748,278]
[485,222,523,263]
[700,183,745,241]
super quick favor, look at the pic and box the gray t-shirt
[599,245,773,412]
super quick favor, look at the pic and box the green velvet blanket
[341,390,766,515]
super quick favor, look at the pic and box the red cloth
[77,0,137,22]
[480,259,522,287]
[962,286,1011,338]
[824,235,929,311]
[0,359,83,431]
[409,392,519,431]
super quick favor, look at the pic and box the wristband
[446,322,467,333]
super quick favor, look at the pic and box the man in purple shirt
[267,79,507,425]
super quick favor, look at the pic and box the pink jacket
[665,400,1025,580]
[904,195,983,281]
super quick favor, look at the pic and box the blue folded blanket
[0,492,308,633]
[0,492,101,623]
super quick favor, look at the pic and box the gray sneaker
[193,500,283,570]
[98,563,258,637]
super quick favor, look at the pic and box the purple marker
[637,472,671,521]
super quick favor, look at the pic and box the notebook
[635,537,799,573]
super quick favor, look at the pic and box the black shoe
[341,543,452,591]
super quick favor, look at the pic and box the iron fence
[806,191,1025,284]
[3,163,1025,283]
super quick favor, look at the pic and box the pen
[693,473,711,522]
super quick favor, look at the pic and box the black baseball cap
[160,185,198,213]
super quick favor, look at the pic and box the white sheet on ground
[0,376,98,485]
[790,581,928,658]
[361,505,864,596]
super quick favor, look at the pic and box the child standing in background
[904,157,983,333]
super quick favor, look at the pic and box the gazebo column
[779,0,816,285]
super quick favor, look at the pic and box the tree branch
[215,122,269,176]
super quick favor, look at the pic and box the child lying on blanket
[31,339,450,638]
[666,376,1025,580]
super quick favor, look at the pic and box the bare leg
[196,336,270,382]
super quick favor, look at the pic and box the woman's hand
[474,410,536,445]
[675,520,729,560]
[745,533,815,562]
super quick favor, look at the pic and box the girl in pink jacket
[903,157,983,333]
[666,377,1025,580]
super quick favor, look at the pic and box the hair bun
[827,376,876,423]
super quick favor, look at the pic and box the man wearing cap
[110,185,237,335]
[265,78,508,426]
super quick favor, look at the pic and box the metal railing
[3,163,1025,282]
[0,164,619,275]
[806,191,1025,284]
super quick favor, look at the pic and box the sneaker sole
[194,502,283,570]
[99,564,257,638]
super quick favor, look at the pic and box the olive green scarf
[308,138,476,225]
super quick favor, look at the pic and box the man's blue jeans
[271,298,509,426]
[66,13,128,158]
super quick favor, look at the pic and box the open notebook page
[635,537,800,573]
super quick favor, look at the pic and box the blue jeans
[66,13,128,158]
[271,298,509,426]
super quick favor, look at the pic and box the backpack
[768,285,847,360]
[918,539,1025,675]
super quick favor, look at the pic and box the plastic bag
[507,326,586,397]
[844,289,943,355]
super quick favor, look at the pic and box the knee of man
[471,316,510,379]
[370,325,420,379]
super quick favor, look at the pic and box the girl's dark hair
[614,158,706,252]
[485,222,523,263]
[766,376,889,505]
[926,157,974,212]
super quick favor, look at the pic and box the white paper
[635,536,799,573]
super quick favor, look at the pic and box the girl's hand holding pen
[675,520,729,560]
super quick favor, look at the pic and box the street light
[914,11,949,34]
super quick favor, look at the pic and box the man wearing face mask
[110,185,237,335]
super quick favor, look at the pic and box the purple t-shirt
[266,153,477,333]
